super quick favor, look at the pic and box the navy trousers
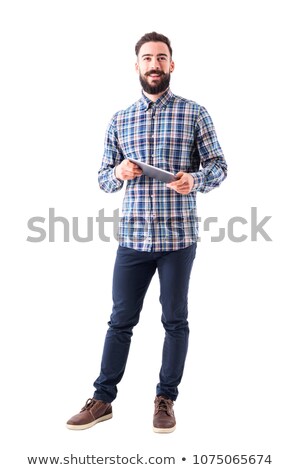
[93,243,197,403]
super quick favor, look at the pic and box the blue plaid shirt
[98,88,227,251]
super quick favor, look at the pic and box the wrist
[114,165,121,181]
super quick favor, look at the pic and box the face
[135,41,175,95]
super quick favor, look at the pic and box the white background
[1,0,299,468]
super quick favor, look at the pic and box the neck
[143,89,167,102]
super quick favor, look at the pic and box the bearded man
[67,31,227,433]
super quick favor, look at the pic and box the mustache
[145,70,166,77]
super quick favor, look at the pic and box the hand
[166,172,194,194]
[115,160,143,181]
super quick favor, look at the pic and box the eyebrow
[141,53,168,58]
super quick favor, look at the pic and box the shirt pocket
[157,134,196,172]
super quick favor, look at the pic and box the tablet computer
[127,158,177,184]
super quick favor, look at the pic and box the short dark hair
[135,32,173,58]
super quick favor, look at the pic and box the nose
[150,57,160,69]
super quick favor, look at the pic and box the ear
[170,60,175,73]
[135,62,139,74]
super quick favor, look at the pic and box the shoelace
[155,397,172,415]
[81,398,97,411]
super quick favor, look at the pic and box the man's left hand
[166,172,194,194]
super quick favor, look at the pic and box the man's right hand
[115,159,143,181]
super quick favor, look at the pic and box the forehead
[138,41,170,58]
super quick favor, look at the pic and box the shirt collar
[138,88,174,111]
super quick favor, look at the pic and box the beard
[139,71,171,95]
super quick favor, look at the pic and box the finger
[166,182,177,188]
[127,162,138,170]
[127,165,142,173]
[129,163,143,175]
[129,171,143,179]
[175,179,186,188]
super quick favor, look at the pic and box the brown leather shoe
[66,398,112,430]
[153,396,176,433]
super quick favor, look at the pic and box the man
[67,32,227,433]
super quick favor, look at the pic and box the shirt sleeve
[98,115,124,193]
[190,106,228,193]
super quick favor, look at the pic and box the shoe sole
[66,412,113,430]
[153,425,176,434]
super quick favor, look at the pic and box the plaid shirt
[98,88,227,251]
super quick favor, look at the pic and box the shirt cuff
[190,171,205,192]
